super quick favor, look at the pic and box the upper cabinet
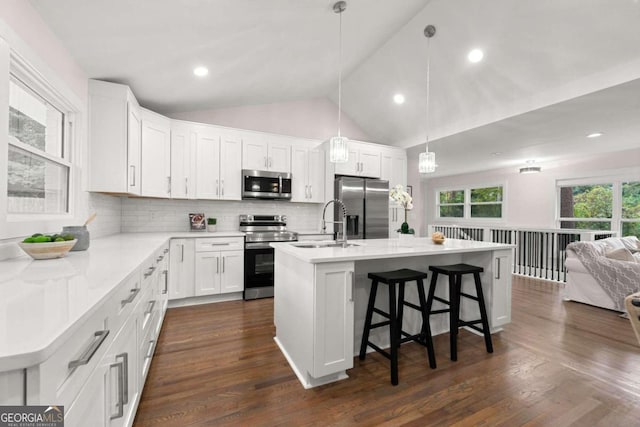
[195,125,242,200]
[141,108,171,198]
[291,144,325,203]
[170,121,196,199]
[88,80,142,195]
[334,141,381,178]
[381,147,407,192]
[242,134,291,173]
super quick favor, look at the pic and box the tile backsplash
[89,193,123,238]
[121,198,323,232]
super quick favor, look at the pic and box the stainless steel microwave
[242,170,292,200]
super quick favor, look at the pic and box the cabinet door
[313,263,355,377]
[334,146,359,175]
[389,206,403,236]
[291,147,309,202]
[168,239,195,300]
[491,250,512,328]
[242,136,268,170]
[141,112,171,198]
[195,252,222,296]
[170,123,195,199]
[106,318,139,427]
[219,134,242,200]
[64,364,107,427]
[358,148,381,178]
[195,128,221,199]
[307,148,325,203]
[220,250,244,293]
[127,103,142,195]
[267,140,291,173]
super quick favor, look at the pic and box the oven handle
[245,242,276,249]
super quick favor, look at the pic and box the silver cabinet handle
[110,358,125,420]
[146,340,156,359]
[145,300,156,316]
[121,288,140,307]
[116,352,129,404]
[348,271,354,302]
[167,176,171,194]
[264,157,268,167]
[185,177,188,195]
[129,165,136,186]
[305,185,308,199]
[68,330,109,369]
[495,258,501,280]
[309,185,312,199]
[210,242,230,246]
[222,256,225,273]
[164,248,169,254]
[269,157,272,168]
[143,266,156,278]
[156,255,164,262]
[221,179,224,196]
[215,179,219,196]
[216,257,219,273]
[162,269,168,294]
[181,244,184,262]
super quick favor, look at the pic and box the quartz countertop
[271,237,515,264]
[0,231,244,371]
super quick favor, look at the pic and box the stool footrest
[367,342,391,360]
[402,301,422,312]
[373,308,390,318]
[432,296,450,305]
[460,291,479,301]
[461,323,486,335]
[370,320,391,329]
[430,308,450,315]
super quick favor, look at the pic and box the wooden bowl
[432,237,446,244]
[18,240,77,260]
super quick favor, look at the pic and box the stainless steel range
[240,214,298,300]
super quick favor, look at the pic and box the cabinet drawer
[195,237,244,252]
[34,300,112,407]
[111,269,142,334]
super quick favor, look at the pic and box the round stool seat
[429,264,483,275]
[368,268,429,283]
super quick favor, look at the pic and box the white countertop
[0,231,244,371]
[271,237,515,263]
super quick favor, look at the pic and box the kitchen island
[271,237,514,389]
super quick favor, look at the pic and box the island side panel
[274,249,315,382]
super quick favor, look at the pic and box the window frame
[435,183,506,223]
[0,39,83,240]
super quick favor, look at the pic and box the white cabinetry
[141,109,172,198]
[334,142,381,178]
[88,80,142,195]
[194,237,244,296]
[381,148,407,191]
[170,121,196,199]
[312,263,355,377]
[490,250,512,328]
[195,125,242,200]
[242,134,291,173]
[291,145,325,203]
[168,239,195,300]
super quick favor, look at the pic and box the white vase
[207,225,217,232]
[398,233,414,246]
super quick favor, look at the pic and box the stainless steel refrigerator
[334,176,389,239]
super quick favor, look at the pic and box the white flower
[389,184,413,210]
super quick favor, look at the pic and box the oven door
[244,242,275,299]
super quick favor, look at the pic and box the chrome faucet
[322,199,348,247]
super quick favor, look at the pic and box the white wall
[410,148,640,234]
[169,97,372,142]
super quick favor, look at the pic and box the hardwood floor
[133,276,640,426]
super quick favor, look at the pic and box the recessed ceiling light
[193,66,209,77]
[587,132,603,138]
[467,49,484,63]
[393,94,405,104]
[491,152,502,156]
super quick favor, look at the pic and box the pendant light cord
[425,35,431,151]
[337,8,343,138]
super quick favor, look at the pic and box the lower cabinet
[168,239,195,300]
[194,249,244,296]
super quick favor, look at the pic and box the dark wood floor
[133,276,640,426]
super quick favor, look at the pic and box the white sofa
[564,236,640,312]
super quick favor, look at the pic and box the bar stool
[426,263,493,362]
[359,268,436,385]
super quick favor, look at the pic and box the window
[622,181,640,237]
[558,184,612,230]
[8,75,70,214]
[557,180,639,237]
[437,185,504,220]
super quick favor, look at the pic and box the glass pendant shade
[329,136,349,163]
[419,150,436,173]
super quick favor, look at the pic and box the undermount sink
[294,242,361,249]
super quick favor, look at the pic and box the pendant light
[419,25,437,174]
[329,1,349,163]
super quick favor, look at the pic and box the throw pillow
[606,247,636,263]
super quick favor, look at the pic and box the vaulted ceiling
[30,0,640,177]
